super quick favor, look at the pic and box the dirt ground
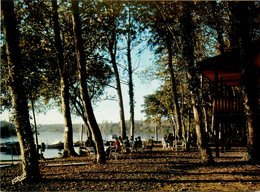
[1,147,260,191]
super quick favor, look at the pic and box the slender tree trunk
[31,99,39,157]
[166,33,182,140]
[71,1,105,163]
[191,97,214,163]
[106,4,127,140]
[200,76,209,134]
[73,98,93,140]
[127,37,135,139]
[210,2,226,54]
[126,5,135,139]
[109,44,127,140]
[51,0,77,157]
[1,0,40,181]
[212,4,226,157]
[181,2,214,164]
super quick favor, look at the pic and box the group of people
[162,133,175,149]
[114,136,143,153]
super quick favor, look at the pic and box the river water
[0,132,157,161]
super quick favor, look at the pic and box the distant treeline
[0,121,16,137]
[1,120,174,139]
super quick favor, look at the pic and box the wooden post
[80,125,84,146]
[155,126,158,141]
[215,70,220,157]
[220,77,224,113]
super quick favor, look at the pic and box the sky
[0,47,162,125]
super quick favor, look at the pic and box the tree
[71,0,106,164]
[228,2,260,161]
[125,2,135,139]
[97,1,127,139]
[180,2,214,163]
[144,2,183,140]
[142,89,173,127]
[1,0,40,181]
[51,0,77,157]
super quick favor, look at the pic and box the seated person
[167,133,174,149]
[114,137,121,152]
[84,137,96,154]
[163,134,169,149]
[137,136,142,148]
[130,136,134,145]
[123,136,130,153]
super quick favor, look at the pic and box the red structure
[198,44,260,156]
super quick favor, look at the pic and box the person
[123,136,130,153]
[163,134,169,149]
[137,136,142,148]
[130,136,134,145]
[85,137,96,152]
[114,137,121,152]
[132,138,139,152]
[118,136,123,146]
[85,137,95,147]
[167,133,174,149]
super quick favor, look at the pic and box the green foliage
[1,1,259,141]
[0,121,16,138]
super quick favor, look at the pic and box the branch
[153,1,181,53]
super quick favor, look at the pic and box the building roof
[197,43,260,87]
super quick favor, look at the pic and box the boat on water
[47,141,64,149]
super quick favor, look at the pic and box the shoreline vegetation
[0,120,171,139]
[1,146,260,191]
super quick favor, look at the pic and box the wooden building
[198,45,260,155]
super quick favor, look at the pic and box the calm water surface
[0,132,157,161]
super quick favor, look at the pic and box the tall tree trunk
[31,99,39,157]
[229,2,260,161]
[109,43,127,140]
[166,33,182,140]
[106,4,126,140]
[191,96,214,163]
[127,36,135,139]
[51,0,77,157]
[126,4,135,139]
[72,98,93,140]
[181,2,214,164]
[200,76,209,134]
[1,0,40,181]
[210,2,226,54]
[71,1,105,163]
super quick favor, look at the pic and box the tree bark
[51,0,77,157]
[181,2,214,164]
[72,97,93,140]
[71,1,106,164]
[127,36,135,139]
[1,0,40,181]
[192,97,214,163]
[31,99,39,157]
[109,41,127,140]
[105,4,127,140]
[166,33,182,140]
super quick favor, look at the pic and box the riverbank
[1,147,260,191]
